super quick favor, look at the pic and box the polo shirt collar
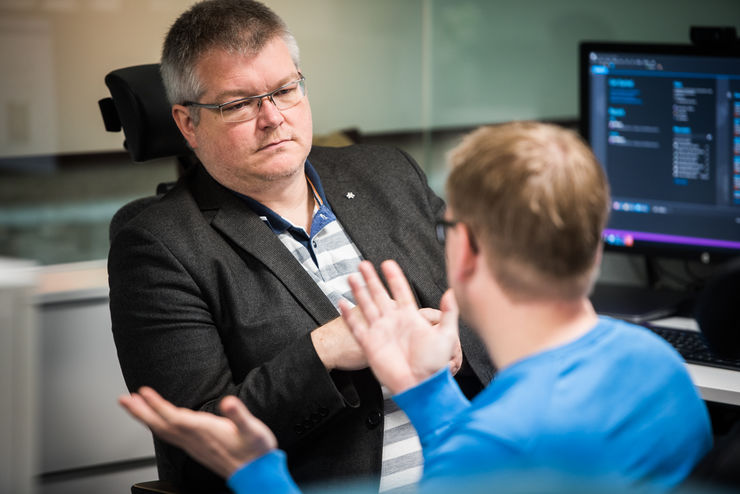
[234,160,329,236]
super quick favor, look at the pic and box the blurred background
[2,0,739,264]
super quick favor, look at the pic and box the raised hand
[119,387,277,478]
[419,307,463,376]
[338,260,460,395]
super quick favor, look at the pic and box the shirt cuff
[227,450,300,494]
[393,368,470,442]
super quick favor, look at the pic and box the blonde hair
[446,121,610,301]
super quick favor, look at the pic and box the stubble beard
[247,147,307,193]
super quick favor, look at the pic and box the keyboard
[646,324,740,371]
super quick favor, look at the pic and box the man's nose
[256,95,284,127]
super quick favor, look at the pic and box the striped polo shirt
[237,161,422,493]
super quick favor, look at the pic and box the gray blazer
[109,144,494,492]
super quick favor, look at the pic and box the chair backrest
[99,63,191,163]
[100,64,197,242]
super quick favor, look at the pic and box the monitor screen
[580,41,740,263]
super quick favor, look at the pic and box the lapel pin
[345,192,355,199]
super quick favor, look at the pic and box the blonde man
[121,122,712,493]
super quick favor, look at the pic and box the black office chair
[129,480,181,494]
[99,63,190,494]
[99,63,198,243]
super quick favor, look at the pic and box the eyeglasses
[184,74,306,123]
[435,219,459,245]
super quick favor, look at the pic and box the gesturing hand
[119,387,277,479]
[338,260,460,395]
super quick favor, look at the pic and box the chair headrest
[100,64,190,162]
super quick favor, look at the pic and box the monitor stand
[589,282,693,324]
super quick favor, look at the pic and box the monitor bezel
[579,40,740,264]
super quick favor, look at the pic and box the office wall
[0,0,739,264]
[427,0,740,128]
[1,0,739,157]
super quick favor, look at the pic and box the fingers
[439,289,459,324]
[220,396,278,455]
[349,261,417,323]
[119,393,155,427]
[358,261,396,316]
[118,387,176,436]
[337,299,354,321]
[380,260,418,309]
[137,386,184,425]
[449,340,463,375]
[418,308,442,325]
[347,269,382,324]
[339,298,369,342]
[439,289,460,337]
[219,395,255,436]
[438,290,463,375]
[120,386,201,438]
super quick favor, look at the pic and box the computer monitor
[580,41,740,265]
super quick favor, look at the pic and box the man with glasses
[108,0,492,492]
[121,122,712,493]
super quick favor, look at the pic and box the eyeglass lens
[220,79,305,122]
[435,222,448,244]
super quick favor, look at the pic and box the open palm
[119,387,276,479]
[339,260,460,395]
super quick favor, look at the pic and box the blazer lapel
[192,166,340,325]
[319,171,406,268]
[314,153,445,308]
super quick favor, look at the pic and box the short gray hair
[160,0,300,112]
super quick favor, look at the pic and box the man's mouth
[259,137,291,151]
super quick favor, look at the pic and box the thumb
[439,289,460,335]
[219,396,277,463]
[220,396,257,435]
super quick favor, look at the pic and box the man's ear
[593,242,604,268]
[172,105,198,149]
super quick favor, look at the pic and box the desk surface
[687,364,740,407]
[36,259,108,304]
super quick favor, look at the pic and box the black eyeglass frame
[435,219,459,245]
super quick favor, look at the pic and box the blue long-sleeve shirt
[229,317,712,493]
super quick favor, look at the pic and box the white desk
[0,258,38,494]
[651,317,740,407]
[35,260,157,494]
